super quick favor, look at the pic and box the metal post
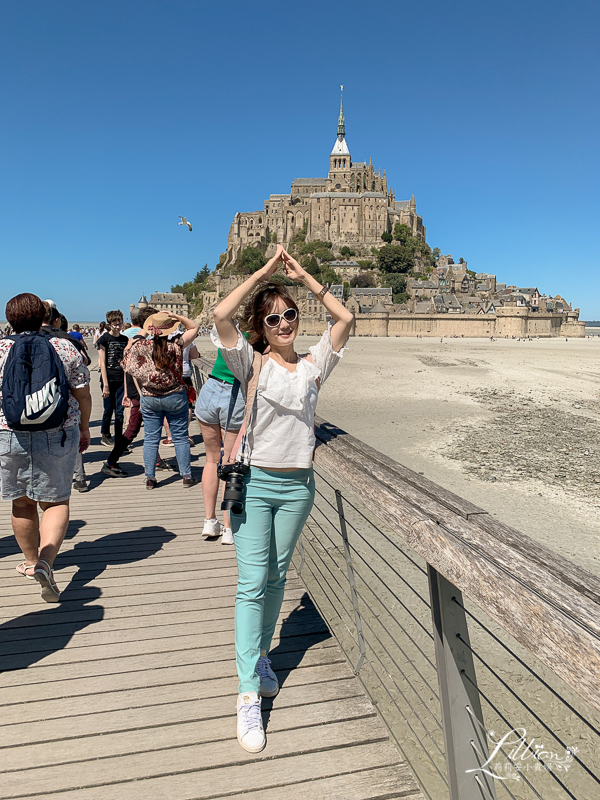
[428,564,497,800]
[335,489,366,675]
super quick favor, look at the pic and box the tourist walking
[212,244,352,753]
[100,306,156,478]
[0,293,91,602]
[122,311,199,488]
[97,310,128,448]
[194,339,245,543]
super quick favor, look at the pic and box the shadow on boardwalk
[0,526,175,673]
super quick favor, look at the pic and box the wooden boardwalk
[0,376,424,799]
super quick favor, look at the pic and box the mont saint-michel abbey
[224,92,425,266]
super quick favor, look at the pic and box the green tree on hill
[350,272,376,288]
[385,273,409,303]
[393,223,412,244]
[234,246,267,274]
[380,231,393,243]
[377,243,414,274]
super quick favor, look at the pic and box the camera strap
[218,349,264,469]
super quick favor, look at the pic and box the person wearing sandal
[213,245,353,753]
[0,293,92,603]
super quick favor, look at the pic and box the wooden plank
[0,716,389,796]
[0,676,363,748]
[0,612,327,656]
[0,664,355,726]
[23,743,412,800]
[0,596,308,637]
[0,648,347,701]
[0,696,377,771]
[224,764,425,800]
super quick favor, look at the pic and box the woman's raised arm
[213,245,283,347]
[280,249,353,353]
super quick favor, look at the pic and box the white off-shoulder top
[211,323,347,468]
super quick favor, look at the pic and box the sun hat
[143,312,180,337]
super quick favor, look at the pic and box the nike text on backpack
[2,334,70,432]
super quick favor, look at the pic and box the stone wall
[356,309,585,338]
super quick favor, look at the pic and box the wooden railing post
[428,565,497,800]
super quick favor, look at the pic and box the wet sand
[197,333,600,578]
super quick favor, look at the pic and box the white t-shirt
[211,323,346,469]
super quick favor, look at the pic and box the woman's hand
[281,249,307,283]
[256,244,284,282]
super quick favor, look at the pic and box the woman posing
[123,311,199,488]
[212,244,353,753]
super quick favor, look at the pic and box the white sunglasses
[264,308,298,328]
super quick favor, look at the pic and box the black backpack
[2,334,70,431]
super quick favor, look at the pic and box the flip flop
[16,562,36,580]
[33,559,60,603]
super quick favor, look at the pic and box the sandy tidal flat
[198,333,600,577]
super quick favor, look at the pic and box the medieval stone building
[223,90,425,266]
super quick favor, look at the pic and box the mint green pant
[230,466,315,693]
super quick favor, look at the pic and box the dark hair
[106,309,123,324]
[137,306,158,325]
[98,321,107,333]
[6,293,45,333]
[72,324,80,332]
[59,314,68,332]
[151,336,177,370]
[242,284,300,353]
[42,300,60,325]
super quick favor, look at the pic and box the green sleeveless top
[210,331,251,384]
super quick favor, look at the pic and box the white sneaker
[236,691,265,753]
[202,518,222,540]
[257,653,279,697]
[221,527,234,545]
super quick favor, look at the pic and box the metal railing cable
[341,515,435,638]
[298,519,448,787]
[456,633,600,787]
[463,684,576,800]
[312,468,431,605]
[346,546,439,678]
[351,582,445,739]
[314,465,429,577]
[296,536,447,798]
[302,478,600,799]
[298,529,449,784]
[453,597,600,739]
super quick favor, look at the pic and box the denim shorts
[0,427,79,503]
[195,377,245,429]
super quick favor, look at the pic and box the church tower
[329,86,351,177]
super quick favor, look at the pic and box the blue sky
[1,0,599,321]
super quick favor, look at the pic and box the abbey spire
[330,85,350,169]
[337,85,345,138]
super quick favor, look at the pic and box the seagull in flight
[178,216,192,232]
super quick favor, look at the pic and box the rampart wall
[298,309,585,338]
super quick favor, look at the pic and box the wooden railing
[191,355,600,800]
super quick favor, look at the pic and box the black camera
[217,462,250,515]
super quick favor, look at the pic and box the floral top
[123,338,185,397]
[0,336,90,430]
